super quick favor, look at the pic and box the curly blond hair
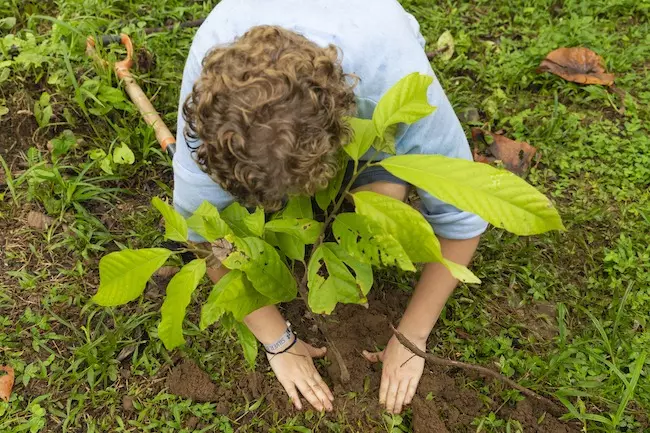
[183,25,357,211]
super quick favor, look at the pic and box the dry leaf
[0,366,15,402]
[537,47,615,86]
[154,266,180,278]
[471,128,538,176]
[211,238,234,263]
[27,210,54,230]
[436,31,455,61]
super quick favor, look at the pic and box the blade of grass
[612,352,647,428]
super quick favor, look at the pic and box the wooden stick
[390,325,566,417]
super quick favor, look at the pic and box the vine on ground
[93,73,564,366]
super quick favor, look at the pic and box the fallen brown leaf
[27,210,54,230]
[537,47,615,86]
[154,266,180,278]
[472,128,538,176]
[0,366,15,402]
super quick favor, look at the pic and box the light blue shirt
[173,0,488,241]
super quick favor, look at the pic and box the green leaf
[186,201,233,242]
[158,259,206,350]
[201,270,272,325]
[307,243,373,314]
[49,130,76,160]
[99,156,113,174]
[113,142,135,165]
[235,321,258,369]
[223,237,297,302]
[266,231,305,262]
[436,30,455,62]
[379,155,565,235]
[264,218,323,244]
[343,117,377,161]
[332,213,414,271]
[373,124,398,154]
[315,162,346,211]
[281,196,313,220]
[152,197,188,243]
[372,72,436,139]
[352,191,479,283]
[93,248,172,306]
[222,202,265,237]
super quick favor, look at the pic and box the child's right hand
[267,339,334,412]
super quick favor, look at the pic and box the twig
[426,45,449,60]
[390,325,566,418]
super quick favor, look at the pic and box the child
[173,0,487,415]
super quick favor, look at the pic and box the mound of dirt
[166,291,580,432]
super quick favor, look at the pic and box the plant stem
[390,325,567,418]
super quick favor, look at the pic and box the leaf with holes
[93,248,172,306]
[158,259,206,350]
[379,155,564,235]
[307,243,373,314]
[352,191,479,283]
[223,237,297,302]
[186,201,233,242]
[222,202,265,237]
[344,117,377,161]
[152,197,188,242]
[201,270,272,325]
[333,212,414,271]
[265,218,323,244]
[281,195,313,220]
[235,320,258,369]
[372,72,436,141]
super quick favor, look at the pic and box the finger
[393,380,410,414]
[385,380,400,414]
[279,380,302,411]
[307,378,333,411]
[307,344,327,358]
[404,379,418,406]
[314,373,334,401]
[363,350,383,363]
[296,380,325,412]
[379,373,390,405]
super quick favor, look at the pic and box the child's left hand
[363,334,426,414]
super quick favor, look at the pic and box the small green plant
[92,73,564,365]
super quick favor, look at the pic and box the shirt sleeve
[172,24,234,243]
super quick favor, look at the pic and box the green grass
[1,0,649,431]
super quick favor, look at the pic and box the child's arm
[363,235,480,414]
[206,266,334,412]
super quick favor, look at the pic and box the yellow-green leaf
[186,201,232,242]
[158,259,206,350]
[281,196,313,220]
[352,191,479,283]
[344,117,377,161]
[93,248,172,306]
[379,155,565,235]
[152,197,188,242]
[265,218,323,244]
[235,321,258,369]
[307,243,373,314]
[222,202,265,237]
[372,72,436,139]
[332,212,414,271]
[223,237,297,302]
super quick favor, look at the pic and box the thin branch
[391,325,566,418]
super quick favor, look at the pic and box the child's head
[183,25,356,210]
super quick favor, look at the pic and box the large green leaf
[235,321,258,369]
[379,155,565,235]
[281,196,313,220]
[343,117,377,161]
[265,231,304,261]
[93,248,172,306]
[221,202,265,237]
[352,191,479,283]
[372,72,436,140]
[223,237,297,302]
[186,201,233,242]
[201,270,272,325]
[151,197,188,242]
[158,259,206,350]
[264,218,323,244]
[307,243,373,314]
[332,212,414,271]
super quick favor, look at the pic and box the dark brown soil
[166,290,580,432]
